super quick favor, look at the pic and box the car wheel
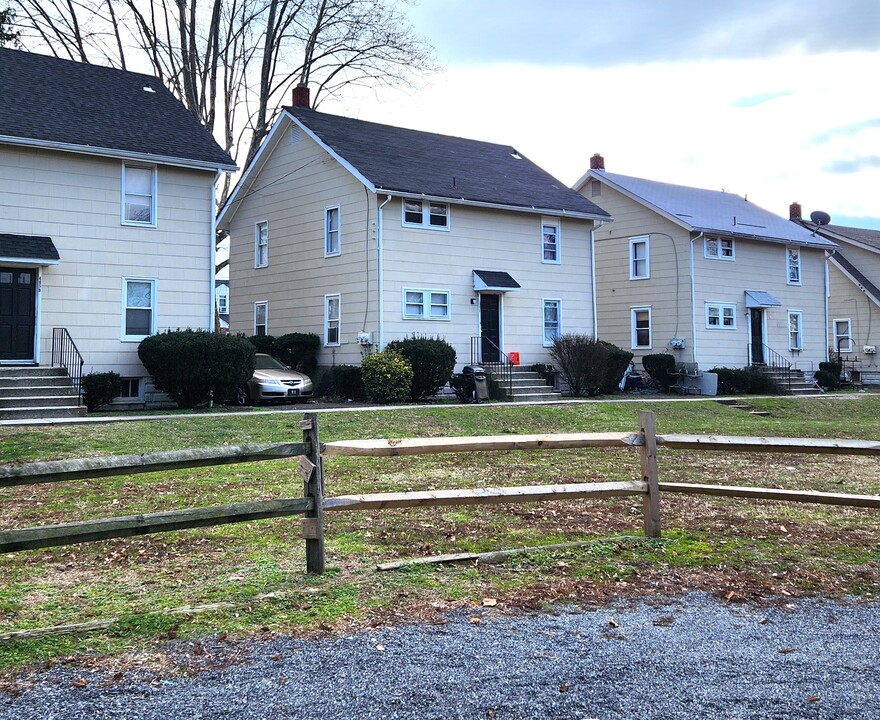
[235,386,250,406]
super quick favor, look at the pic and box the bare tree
[10,0,436,196]
[1,6,21,46]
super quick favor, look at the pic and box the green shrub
[599,341,634,395]
[138,330,255,408]
[709,367,782,395]
[361,349,413,404]
[316,365,365,401]
[274,333,321,375]
[815,360,842,390]
[385,335,456,401]
[642,353,677,391]
[549,333,608,397]
[246,334,276,354]
[81,371,122,412]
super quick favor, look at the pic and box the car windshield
[255,355,289,371]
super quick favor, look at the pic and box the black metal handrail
[751,343,792,392]
[51,328,85,405]
[470,336,513,401]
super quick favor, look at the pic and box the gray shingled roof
[0,48,234,169]
[594,171,836,248]
[287,107,609,218]
[832,252,880,304]
[825,224,880,252]
[0,233,60,262]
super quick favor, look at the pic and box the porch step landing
[484,366,563,402]
[0,366,86,421]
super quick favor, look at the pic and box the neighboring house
[215,280,230,333]
[790,204,880,384]
[0,49,235,404]
[573,155,836,373]
[218,89,610,371]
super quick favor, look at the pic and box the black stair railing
[749,343,792,392]
[51,328,85,405]
[470,336,513,401]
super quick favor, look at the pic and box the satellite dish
[810,210,831,226]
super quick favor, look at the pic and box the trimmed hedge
[709,367,782,395]
[385,335,456,401]
[815,360,842,390]
[139,330,255,408]
[642,353,677,392]
[274,333,321,375]
[246,334,276,354]
[361,349,413,404]
[316,364,365,401]
[81,371,121,412]
[599,341,634,395]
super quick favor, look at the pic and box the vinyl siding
[0,144,215,376]
[828,243,880,377]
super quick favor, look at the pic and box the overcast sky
[321,0,880,229]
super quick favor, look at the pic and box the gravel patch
[2,592,878,719]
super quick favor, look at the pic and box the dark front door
[750,308,764,365]
[480,293,501,363]
[0,268,37,361]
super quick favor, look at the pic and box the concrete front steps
[752,367,819,396]
[0,366,86,420]
[486,366,562,402]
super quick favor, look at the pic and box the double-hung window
[788,310,803,350]
[542,224,560,263]
[706,302,736,329]
[705,236,734,260]
[631,307,652,349]
[403,200,449,229]
[403,289,450,320]
[122,278,156,341]
[254,302,268,336]
[787,247,801,285]
[543,299,561,346]
[325,294,341,345]
[325,207,341,256]
[122,165,156,226]
[630,236,650,279]
[216,292,228,315]
[255,221,269,267]
[834,318,852,353]
[118,377,143,401]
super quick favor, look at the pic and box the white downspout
[590,226,598,337]
[210,169,220,331]
[825,250,833,362]
[690,232,703,364]
[377,194,392,350]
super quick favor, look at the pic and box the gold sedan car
[236,353,314,404]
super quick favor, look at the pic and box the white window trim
[631,306,652,350]
[704,236,735,261]
[325,206,341,257]
[402,288,451,321]
[705,302,738,330]
[629,235,650,280]
[121,277,157,342]
[324,293,341,346]
[401,199,451,231]
[216,293,228,315]
[115,377,144,402]
[542,298,562,347]
[786,246,801,286]
[253,301,268,336]
[121,164,157,227]
[833,318,853,353]
[255,221,269,268]
[788,310,804,351]
[541,222,561,264]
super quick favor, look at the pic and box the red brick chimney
[291,84,310,108]
[789,201,802,220]
[590,153,605,171]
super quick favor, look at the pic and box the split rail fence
[2,412,880,574]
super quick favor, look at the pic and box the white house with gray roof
[218,92,609,375]
[0,48,235,410]
[573,155,836,376]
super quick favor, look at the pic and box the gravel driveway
[2,592,878,719]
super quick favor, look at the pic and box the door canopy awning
[473,270,521,292]
[0,233,60,266]
[745,290,781,308]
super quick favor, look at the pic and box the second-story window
[403,200,449,229]
[122,165,156,226]
[630,236,650,279]
[787,247,801,285]
[542,224,560,263]
[325,207,340,256]
[255,221,268,268]
[705,236,734,260]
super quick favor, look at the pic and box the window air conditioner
[864,345,877,355]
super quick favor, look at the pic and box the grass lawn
[1,395,879,672]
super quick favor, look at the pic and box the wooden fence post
[639,411,661,538]
[299,413,325,574]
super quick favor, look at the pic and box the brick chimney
[590,153,605,171]
[789,201,802,220]
[291,84,310,108]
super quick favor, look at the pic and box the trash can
[462,365,490,403]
